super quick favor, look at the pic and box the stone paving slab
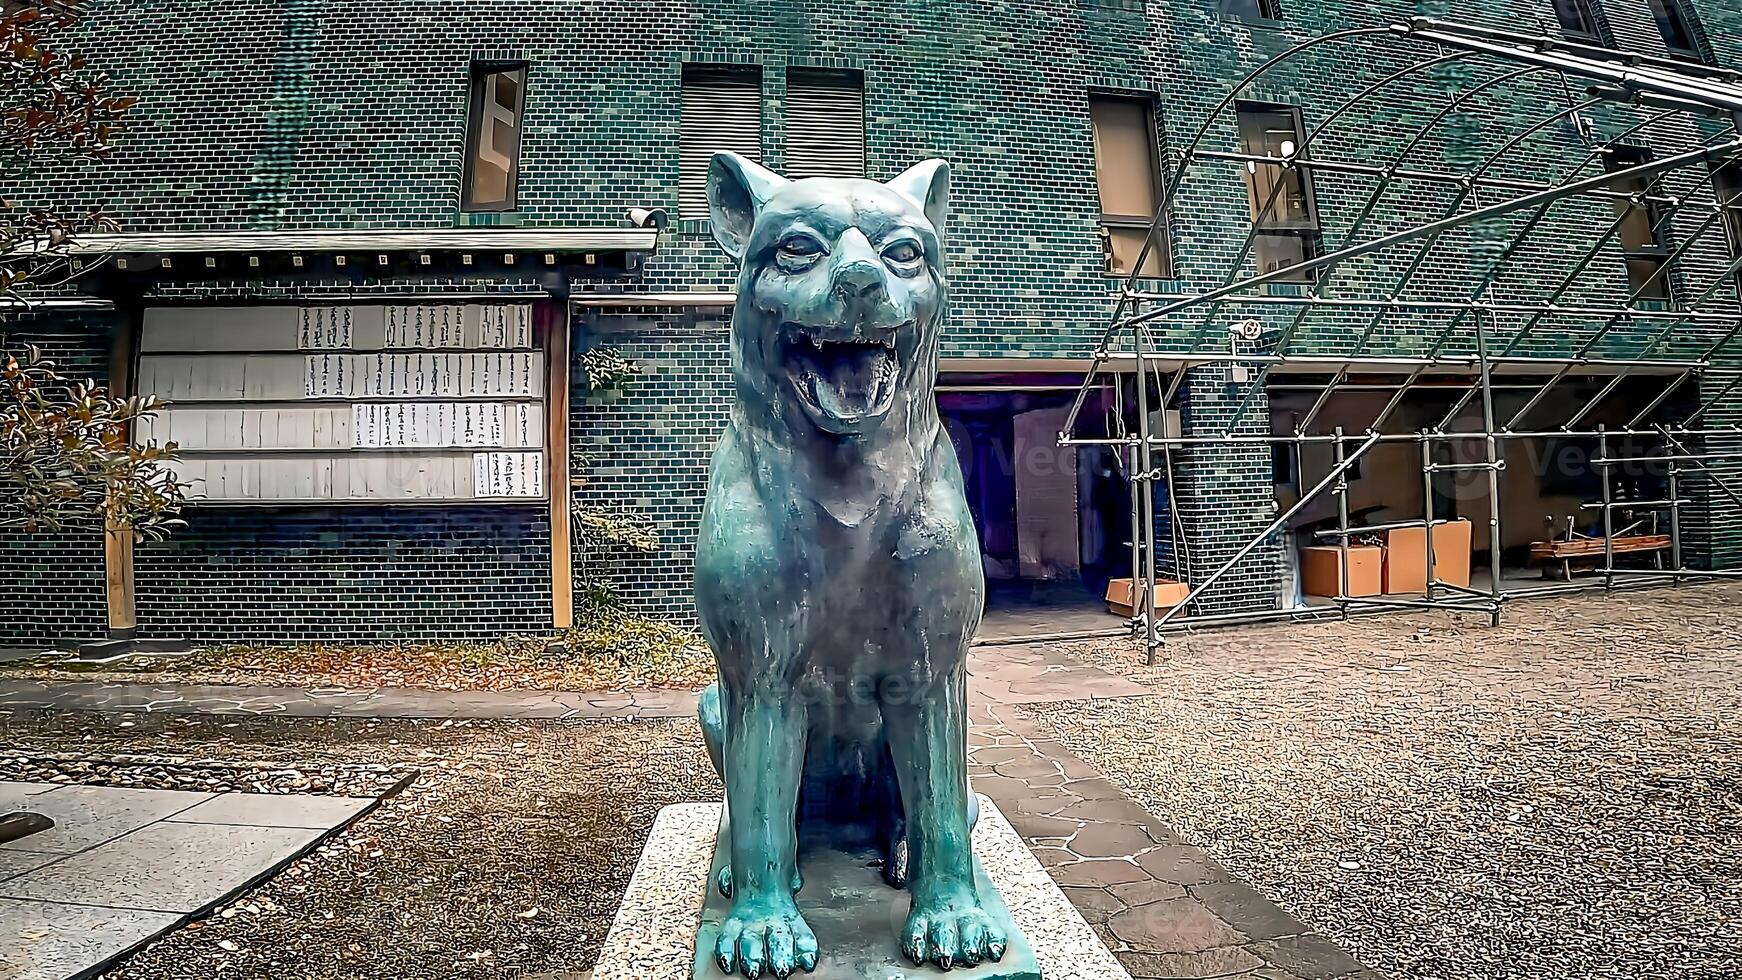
[0,897,181,980]
[0,782,60,809]
[1,820,326,914]
[165,792,373,829]
[0,852,60,884]
[0,786,213,855]
[0,780,382,979]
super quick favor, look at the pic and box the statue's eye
[883,241,922,264]
[778,236,824,260]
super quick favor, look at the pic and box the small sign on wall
[472,450,545,498]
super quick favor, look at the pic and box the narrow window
[1604,147,1673,302]
[785,69,864,179]
[1236,102,1323,282]
[462,64,527,212]
[680,65,763,220]
[1089,94,1170,279]
[1220,0,1282,22]
[1550,0,1604,41]
[1648,0,1708,62]
[1714,163,1742,287]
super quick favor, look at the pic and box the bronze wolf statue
[695,151,1014,977]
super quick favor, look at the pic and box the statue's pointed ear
[707,152,787,261]
[886,159,950,238]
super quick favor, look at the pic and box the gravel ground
[0,710,720,979]
[1024,582,1742,980]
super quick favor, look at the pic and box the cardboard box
[1105,578,1191,618]
[1383,519,1473,593]
[1300,545,1383,598]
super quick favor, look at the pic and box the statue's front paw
[715,899,819,979]
[902,882,1008,969]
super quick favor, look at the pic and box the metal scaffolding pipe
[1132,322,1160,658]
[1121,292,1742,323]
[1335,428,1352,622]
[1188,149,1677,204]
[1054,17,1742,646]
[1314,517,1460,538]
[1153,431,1384,633]
[1069,425,1742,450]
[1405,20,1742,113]
[1599,426,1615,591]
[1121,138,1742,327]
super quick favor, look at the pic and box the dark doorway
[939,372,1130,636]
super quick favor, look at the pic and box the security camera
[626,207,670,231]
[1230,319,1264,342]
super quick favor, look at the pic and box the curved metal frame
[1057,18,1742,656]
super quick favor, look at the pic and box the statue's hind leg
[700,680,725,778]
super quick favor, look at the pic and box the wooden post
[105,313,138,637]
[543,301,574,629]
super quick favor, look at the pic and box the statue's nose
[831,257,884,301]
[831,232,885,302]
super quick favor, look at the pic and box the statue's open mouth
[782,325,902,432]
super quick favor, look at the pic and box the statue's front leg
[715,681,818,979]
[883,669,1007,969]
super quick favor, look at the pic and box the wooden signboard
[136,303,547,503]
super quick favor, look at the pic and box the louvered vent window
[680,65,763,220]
[785,69,865,180]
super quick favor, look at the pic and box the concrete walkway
[0,644,1378,980]
[0,643,1150,720]
[0,781,380,980]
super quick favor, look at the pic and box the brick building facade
[2,0,1739,646]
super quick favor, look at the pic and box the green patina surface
[691,154,1021,976]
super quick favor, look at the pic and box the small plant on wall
[571,343,657,606]
[581,346,639,393]
[1,346,184,537]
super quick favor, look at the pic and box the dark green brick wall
[570,311,733,619]
[3,0,1739,633]
[0,314,114,646]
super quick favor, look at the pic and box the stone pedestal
[592,797,1131,980]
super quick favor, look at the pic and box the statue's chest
[774,504,981,661]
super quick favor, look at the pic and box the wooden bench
[1529,534,1672,581]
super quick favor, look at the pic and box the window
[1647,0,1709,62]
[1089,94,1170,279]
[1604,147,1673,302]
[785,69,864,179]
[1236,102,1323,282]
[462,64,527,212]
[680,65,763,220]
[1714,163,1742,285]
[1550,0,1604,41]
[1220,0,1282,22]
